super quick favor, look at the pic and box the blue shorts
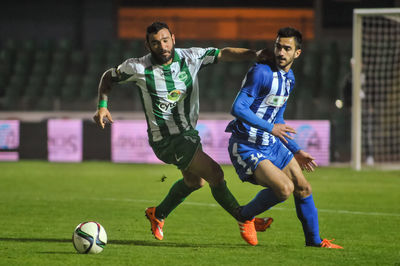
[228,137,293,184]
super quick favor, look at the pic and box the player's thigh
[181,169,206,189]
[282,157,312,198]
[254,159,294,200]
[186,148,224,186]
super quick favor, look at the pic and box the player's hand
[93,107,113,129]
[256,47,274,64]
[271,123,296,143]
[294,150,318,172]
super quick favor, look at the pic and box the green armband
[98,99,108,109]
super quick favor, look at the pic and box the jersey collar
[277,67,295,82]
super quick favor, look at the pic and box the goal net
[352,8,400,170]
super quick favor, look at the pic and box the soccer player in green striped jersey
[93,22,268,245]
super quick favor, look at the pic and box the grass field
[1,161,400,265]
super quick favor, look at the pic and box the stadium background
[0,0,399,163]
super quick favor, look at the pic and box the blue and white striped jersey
[226,63,296,148]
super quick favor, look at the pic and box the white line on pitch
[91,197,400,218]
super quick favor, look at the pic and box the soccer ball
[72,221,107,254]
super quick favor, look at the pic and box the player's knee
[294,183,312,198]
[277,181,294,201]
[187,178,206,190]
[183,173,206,190]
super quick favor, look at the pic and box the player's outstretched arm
[93,69,114,129]
[218,47,257,62]
[218,47,274,63]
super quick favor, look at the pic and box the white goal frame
[352,8,400,170]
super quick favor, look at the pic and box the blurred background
[0,0,399,163]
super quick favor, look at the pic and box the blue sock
[240,188,282,220]
[294,194,322,246]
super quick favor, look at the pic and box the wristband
[98,99,107,109]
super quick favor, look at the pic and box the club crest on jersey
[167,89,182,102]
[265,95,288,107]
[158,89,183,112]
[178,71,188,82]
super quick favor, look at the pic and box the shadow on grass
[0,237,248,249]
[0,237,71,243]
[110,239,247,248]
[37,251,76,254]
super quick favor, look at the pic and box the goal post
[352,8,400,170]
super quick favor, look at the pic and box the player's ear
[294,48,302,59]
[171,34,176,45]
[145,40,150,52]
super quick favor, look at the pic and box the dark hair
[277,27,302,50]
[146,22,172,42]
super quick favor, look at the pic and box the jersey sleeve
[240,64,271,97]
[184,47,220,68]
[111,58,139,83]
[231,90,274,133]
[231,64,274,133]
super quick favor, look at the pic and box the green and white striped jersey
[111,47,220,142]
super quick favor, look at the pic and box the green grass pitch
[1,161,399,265]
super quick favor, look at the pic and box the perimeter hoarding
[111,120,330,166]
[0,120,19,161]
[47,119,83,162]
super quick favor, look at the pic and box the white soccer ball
[72,221,107,254]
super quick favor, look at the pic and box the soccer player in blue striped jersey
[226,27,343,248]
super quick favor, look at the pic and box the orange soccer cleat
[145,207,165,240]
[238,218,258,246]
[319,238,343,249]
[254,217,273,232]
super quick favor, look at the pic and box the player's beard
[150,46,175,65]
[275,55,294,70]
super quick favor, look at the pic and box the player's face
[274,37,301,72]
[146,28,176,65]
